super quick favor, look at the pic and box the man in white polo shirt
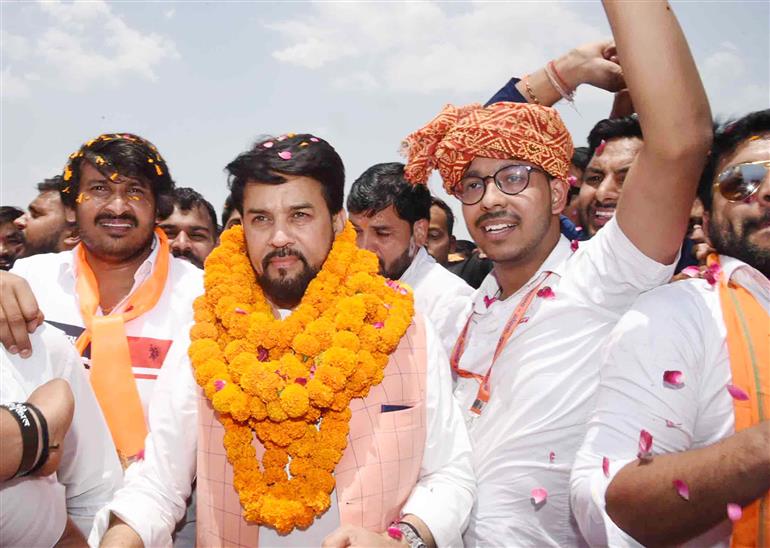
[400,1,713,544]
[347,162,474,353]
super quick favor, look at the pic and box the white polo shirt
[570,256,769,547]
[0,325,123,545]
[400,247,474,354]
[455,218,676,547]
[11,237,203,420]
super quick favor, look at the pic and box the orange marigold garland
[189,223,414,534]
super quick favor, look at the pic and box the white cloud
[701,41,768,117]
[1,67,31,99]
[267,2,601,94]
[1,0,179,97]
[164,8,175,19]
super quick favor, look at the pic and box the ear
[412,218,429,247]
[332,210,347,236]
[549,178,570,215]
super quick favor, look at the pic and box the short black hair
[587,115,643,159]
[161,186,219,235]
[226,134,345,215]
[571,147,591,171]
[347,162,431,225]
[37,175,64,194]
[698,109,770,211]
[221,194,236,227]
[61,133,174,218]
[0,206,23,225]
[430,196,455,236]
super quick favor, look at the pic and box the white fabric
[455,218,677,547]
[400,247,474,353]
[0,325,122,545]
[571,255,769,548]
[11,238,203,420]
[90,316,475,547]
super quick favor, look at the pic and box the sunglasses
[714,160,769,202]
[456,164,548,205]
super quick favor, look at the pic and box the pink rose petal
[262,141,274,148]
[638,429,653,460]
[483,295,497,308]
[596,140,607,156]
[665,419,682,428]
[520,316,530,324]
[278,151,292,160]
[570,239,579,252]
[549,451,555,463]
[373,322,384,329]
[576,226,583,232]
[681,266,701,278]
[531,487,548,506]
[257,346,269,362]
[727,503,742,522]
[537,286,555,300]
[310,137,320,142]
[602,457,610,478]
[136,448,145,460]
[726,384,750,401]
[214,380,226,391]
[234,307,247,315]
[663,370,685,388]
[673,479,690,500]
[295,377,307,386]
[704,263,722,287]
[567,175,579,187]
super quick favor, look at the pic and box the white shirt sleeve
[568,218,678,314]
[400,317,476,547]
[89,329,199,548]
[0,476,67,547]
[570,283,734,546]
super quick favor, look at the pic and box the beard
[708,213,770,278]
[79,213,154,264]
[380,245,414,281]
[258,247,320,309]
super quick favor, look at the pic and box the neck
[494,222,560,300]
[84,244,153,313]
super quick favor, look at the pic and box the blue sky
[2,0,768,239]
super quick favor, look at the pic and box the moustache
[475,210,521,229]
[262,247,308,270]
[172,248,204,269]
[744,211,770,233]
[95,213,138,227]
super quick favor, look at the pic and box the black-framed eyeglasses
[456,164,548,205]
[714,160,769,202]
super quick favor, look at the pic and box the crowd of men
[1,1,767,547]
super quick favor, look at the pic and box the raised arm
[605,0,712,264]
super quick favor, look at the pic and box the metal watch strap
[397,522,427,548]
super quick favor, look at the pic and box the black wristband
[1,402,40,478]
[25,402,50,476]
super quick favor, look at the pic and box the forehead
[466,156,539,174]
[349,204,409,229]
[585,137,643,171]
[163,204,214,230]
[429,204,448,226]
[715,132,770,176]
[79,161,149,187]
[0,222,20,236]
[243,175,328,212]
[31,190,62,209]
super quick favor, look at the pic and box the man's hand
[28,379,75,476]
[559,40,625,93]
[0,271,44,357]
[322,525,407,548]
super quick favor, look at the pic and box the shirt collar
[64,234,160,287]
[719,254,769,311]
[400,246,432,286]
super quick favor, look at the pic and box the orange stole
[75,228,170,459]
[715,257,770,548]
[196,317,429,547]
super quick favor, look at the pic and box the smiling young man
[401,1,712,545]
[348,163,474,353]
[14,176,79,257]
[158,186,219,269]
[571,109,770,548]
[94,134,474,548]
[0,207,25,271]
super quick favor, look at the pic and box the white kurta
[570,256,769,547]
[455,218,677,547]
[0,325,122,545]
[400,247,474,354]
[90,316,476,547]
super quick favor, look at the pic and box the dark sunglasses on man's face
[456,164,548,206]
[714,160,770,202]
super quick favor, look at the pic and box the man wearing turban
[402,1,713,545]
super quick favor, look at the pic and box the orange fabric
[711,255,769,547]
[402,102,573,194]
[75,228,170,459]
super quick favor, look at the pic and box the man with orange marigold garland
[400,1,712,545]
[94,134,475,548]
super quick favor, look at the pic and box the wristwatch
[397,522,427,548]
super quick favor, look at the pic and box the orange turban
[402,102,573,195]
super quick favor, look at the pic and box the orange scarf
[711,255,770,547]
[75,228,170,460]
